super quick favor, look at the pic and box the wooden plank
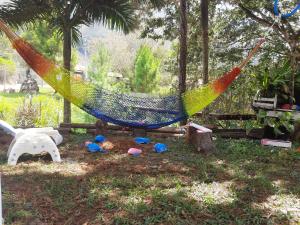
[261,139,292,148]
[194,113,257,120]
[86,129,184,138]
[213,128,264,139]
[267,111,300,120]
[60,123,185,134]
[254,97,276,102]
[252,102,275,109]
[188,122,212,133]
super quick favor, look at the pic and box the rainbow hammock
[0,21,264,129]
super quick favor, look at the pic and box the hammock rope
[0,20,263,129]
[274,0,300,19]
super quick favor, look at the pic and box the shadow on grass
[0,134,299,224]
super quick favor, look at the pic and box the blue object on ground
[95,135,106,143]
[87,143,101,153]
[134,137,151,144]
[296,105,300,111]
[154,143,168,153]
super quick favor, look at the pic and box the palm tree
[0,0,165,123]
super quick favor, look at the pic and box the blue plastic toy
[95,135,106,143]
[87,143,101,153]
[134,137,151,144]
[154,143,168,153]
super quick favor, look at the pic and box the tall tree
[0,0,165,123]
[179,0,187,125]
[236,0,300,98]
[133,44,160,93]
[201,0,209,85]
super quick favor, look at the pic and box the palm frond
[135,0,166,9]
[0,0,52,27]
[75,0,137,34]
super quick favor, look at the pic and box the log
[148,127,185,134]
[147,132,184,138]
[87,129,132,136]
[59,123,185,134]
[85,129,184,138]
[60,123,96,129]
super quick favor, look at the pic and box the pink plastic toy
[128,148,142,156]
[85,141,92,147]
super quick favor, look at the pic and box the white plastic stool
[0,120,63,166]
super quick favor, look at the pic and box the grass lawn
[0,134,299,225]
[0,89,96,127]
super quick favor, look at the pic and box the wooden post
[95,119,108,135]
[186,123,215,154]
[133,128,147,137]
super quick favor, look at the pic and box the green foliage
[0,56,15,73]
[257,109,294,136]
[133,45,161,93]
[253,61,292,99]
[21,21,62,61]
[88,44,111,87]
[140,0,300,114]
[0,89,96,127]
[0,0,138,42]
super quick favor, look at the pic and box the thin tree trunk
[63,27,72,124]
[179,0,188,126]
[290,40,299,101]
[201,0,210,118]
[201,0,209,85]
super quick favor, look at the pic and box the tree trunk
[290,40,299,101]
[63,27,72,124]
[179,0,188,126]
[201,0,209,85]
[200,0,210,119]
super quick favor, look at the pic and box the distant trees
[0,0,137,123]
[0,57,15,74]
[0,35,16,83]
[22,22,61,61]
[0,0,166,123]
[88,44,111,87]
[133,45,161,93]
[138,0,300,114]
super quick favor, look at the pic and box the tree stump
[186,123,215,154]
